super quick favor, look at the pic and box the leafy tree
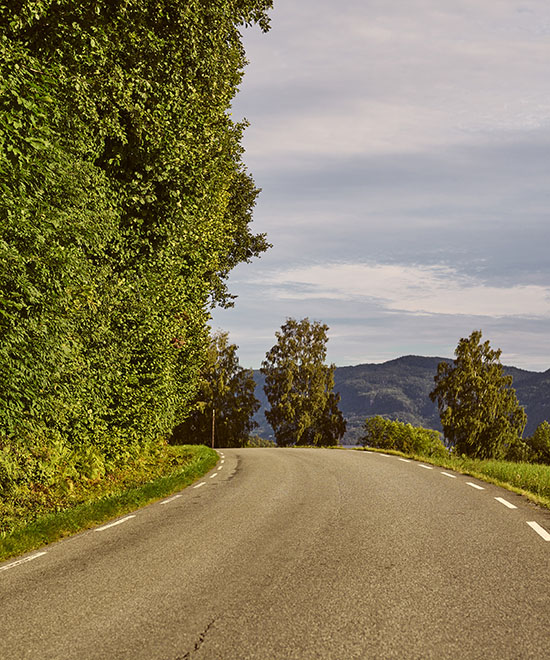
[171,332,259,448]
[430,330,526,459]
[261,318,346,446]
[525,421,550,465]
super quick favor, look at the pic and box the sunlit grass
[359,446,550,509]
[0,445,217,562]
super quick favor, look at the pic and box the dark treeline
[0,1,272,496]
[171,319,347,449]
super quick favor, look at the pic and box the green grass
[0,444,218,563]
[358,446,550,509]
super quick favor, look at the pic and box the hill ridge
[253,355,550,442]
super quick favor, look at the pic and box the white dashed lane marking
[95,515,136,532]
[527,521,550,541]
[210,473,218,479]
[495,497,517,510]
[160,494,182,505]
[370,450,550,545]
[0,552,47,573]
[193,482,206,489]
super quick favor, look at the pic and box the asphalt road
[1,448,549,659]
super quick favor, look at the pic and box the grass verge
[0,444,218,563]
[357,446,550,510]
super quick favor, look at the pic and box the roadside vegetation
[0,1,272,543]
[359,444,550,510]
[2,0,548,552]
[359,331,550,509]
[0,444,217,562]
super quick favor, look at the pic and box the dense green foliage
[527,421,550,464]
[430,331,526,459]
[0,1,271,497]
[170,332,259,448]
[261,318,346,446]
[246,434,276,448]
[507,420,550,465]
[360,416,446,458]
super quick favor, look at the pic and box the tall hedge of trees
[0,1,272,495]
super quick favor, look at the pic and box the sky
[210,0,550,372]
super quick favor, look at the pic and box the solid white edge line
[494,497,517,509]
[527,521,550,541]
[441,471,457,478]
[210,473,218,478]
[193,482,205,489]
[419,464,433,470]
[160,494,182,505]
[398,458,411,463]
[95,515,136,532]
[0,552,47,573]
[466,482,485,490]
[379,453,391,457]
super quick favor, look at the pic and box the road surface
[1,448,549,659]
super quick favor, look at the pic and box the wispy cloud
[212,0,550,372]
[263,263,550,318]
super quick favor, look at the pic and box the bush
[246,435,276,448]
[360,416,447,458]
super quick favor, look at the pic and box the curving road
[1,448,549,659]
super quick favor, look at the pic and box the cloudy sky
[211,0,550,372]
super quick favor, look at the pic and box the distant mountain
[252,356,550,444]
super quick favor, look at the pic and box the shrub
[246,435,276,448]
[526,421,550,465]
[360,416,447,458]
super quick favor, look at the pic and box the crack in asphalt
[177,619,215,659]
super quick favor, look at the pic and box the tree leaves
[430,330,526,459]
[0,1,271,494]
[170,331,260,448]
[261,318,346,447]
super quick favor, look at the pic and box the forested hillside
[0,1,272,499]
[253,356,550,443]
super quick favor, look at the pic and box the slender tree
[430,330,526,459]
[171,332,259,448]
[261,318,346,446]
